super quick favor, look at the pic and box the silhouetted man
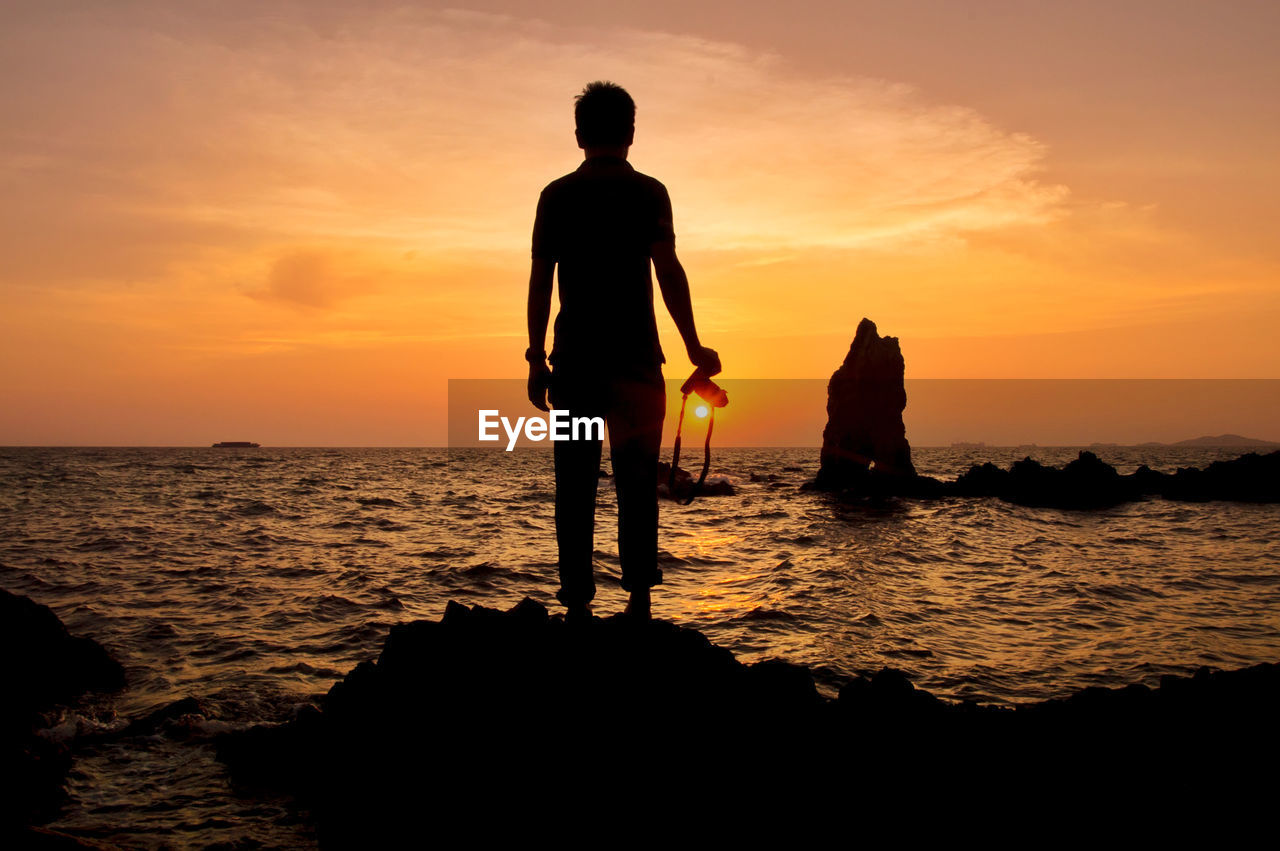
[526,81,720,621]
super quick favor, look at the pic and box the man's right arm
[526,255,554,412]
[527,186,557,412]
[653,241,720,376]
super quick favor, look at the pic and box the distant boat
[212,441,260,448]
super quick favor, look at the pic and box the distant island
[1149,434,1279,448]
[941,436,1280,448]
[212,441,261,448]
[1079,435,1277,449]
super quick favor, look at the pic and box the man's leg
[551,372,603,613]
[608,374,666,618]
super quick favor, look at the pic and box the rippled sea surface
[2,445,1278,847]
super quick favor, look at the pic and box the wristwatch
[524,347,547,364]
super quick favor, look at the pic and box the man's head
[574,81,635,149]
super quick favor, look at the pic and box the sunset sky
[2,1,1277,445]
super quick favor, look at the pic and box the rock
[1161,451,1280,502]
[699,475,735,496]
[995,450,1140,508]
[943,450,1280,507]
[0,589,125,829]
[952,461,1009,497]
[837,666,951,718]
[216,598,1280,837]
[121,697,209,738]
[804,319,1279,507]
[1021,662,1280,728]
[0,735,72,830]
[657,460,735,500]
[218,598,847,836]
[814,318,916,492]
[1,590,126,716]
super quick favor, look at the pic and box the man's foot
[624,588,651,621]
[564,603,593,624]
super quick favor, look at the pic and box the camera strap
[669,391,714,506]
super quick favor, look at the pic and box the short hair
[574,81,635,147]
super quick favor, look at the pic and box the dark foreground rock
[0,589,126,830]
[218,598,1280,840]
[1,591,126,712]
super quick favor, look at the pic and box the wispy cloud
[0,1,1067,301]
[246,249,381,309]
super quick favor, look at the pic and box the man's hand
[687,344,721,377]
[528,362,551,412]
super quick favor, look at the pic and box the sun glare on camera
[695,405,709,418]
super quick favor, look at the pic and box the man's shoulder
[620,166,667,192]
[539,172,578,196]
[541,166,668,192]
[637,173,671,203]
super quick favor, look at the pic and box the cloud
[248,249,380,309]
[0,1,1067,298]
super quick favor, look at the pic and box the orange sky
[2,1,1278,445]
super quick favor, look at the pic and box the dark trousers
[549,367,666,607]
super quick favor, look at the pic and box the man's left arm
[651,183,720,376]
[653,243,720,376]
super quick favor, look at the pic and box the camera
[680,369,729,408]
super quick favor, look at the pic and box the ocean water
[2,445,1278,846]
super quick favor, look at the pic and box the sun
[695,405,709,418]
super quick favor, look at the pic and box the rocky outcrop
[1,591,126,714]
[941,449,1280,507]
[218,597,828,839]
[809,318,1279,507]
[1,589,126,828]
[1157,450,1280,502]
[217,597,1280,838]
[950,450,1139,508]
[814,318,916,491]
[657,461,735,500]
[811,449,1280,508]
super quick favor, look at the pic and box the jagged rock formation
[951,450,1137,508]
[1155,450,1280,501]
[814,318,916,491]
[811,446,1280,508]
[808,318,1279,506]
[938,449,1280,507]
[218,597,1280,838]
[1,589,126,828]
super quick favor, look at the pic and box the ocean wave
[232,500,277,516]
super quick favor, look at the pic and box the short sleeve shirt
[531,156,672,375]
